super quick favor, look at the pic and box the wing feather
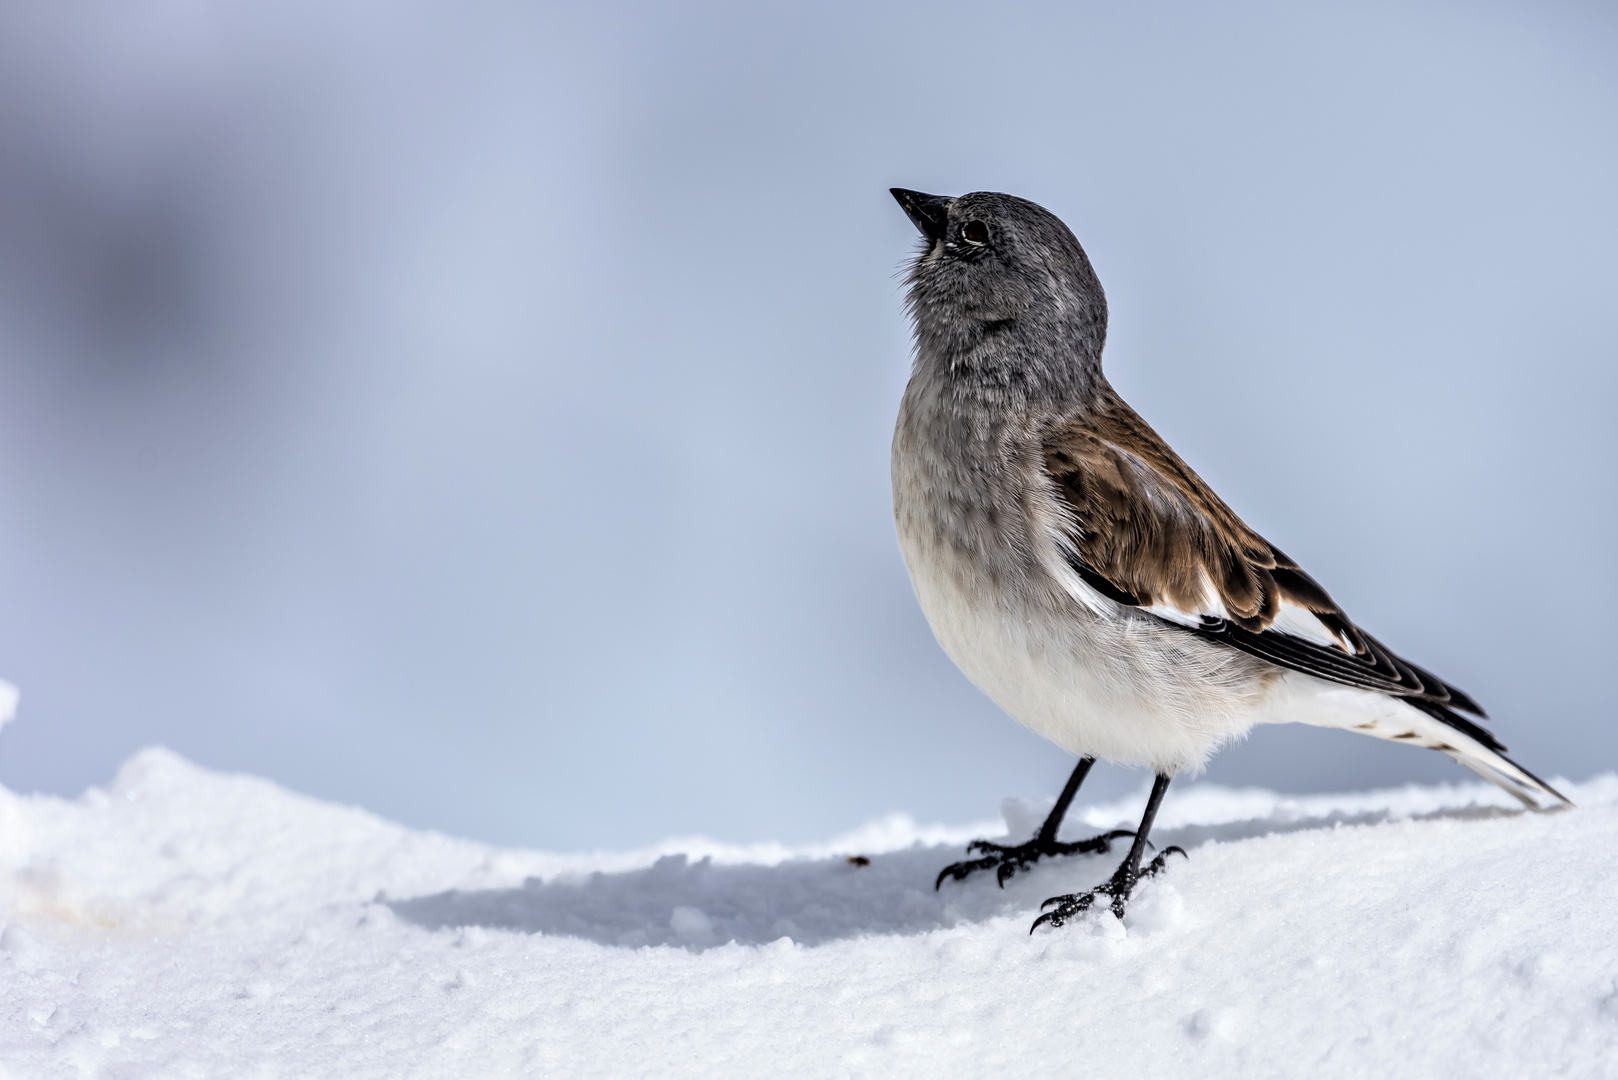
[1045,385,1486,719]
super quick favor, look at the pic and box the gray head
[892,189,1108,398]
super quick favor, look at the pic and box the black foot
[934,829,1135,890]
[1029,846,1187,931]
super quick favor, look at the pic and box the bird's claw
[933,855,1002,889]
[934,829,1135,890]
[1029,845,1187,931]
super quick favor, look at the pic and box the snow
[1,748,1616,1078]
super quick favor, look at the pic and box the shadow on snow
[385,801,1521,951]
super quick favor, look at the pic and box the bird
[887,188,1569,931]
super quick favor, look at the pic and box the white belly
[899,532,1276,774]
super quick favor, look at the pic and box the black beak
[890,188,952,242]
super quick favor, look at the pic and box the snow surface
[1,748,1616,1078]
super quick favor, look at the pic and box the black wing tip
[1358,633,1489,718]
[1191,621,1566,802]
[1401,697,1505,754]
[1188,617,1492,722]
[1442,686,1489,719]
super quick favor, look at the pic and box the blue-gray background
[0,1,1612,848]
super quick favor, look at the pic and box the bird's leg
[935,757,1135,889]
[1031,773,1186,931]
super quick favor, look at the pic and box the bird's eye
[961,220,989,245]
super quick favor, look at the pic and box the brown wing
[1042,384,1488,722]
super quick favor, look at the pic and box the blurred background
[0,0,1612,849]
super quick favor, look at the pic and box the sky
[0,0,1612,848]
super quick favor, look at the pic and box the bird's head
[891,188,1108,386]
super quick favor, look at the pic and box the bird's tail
[1375,697,1571,809]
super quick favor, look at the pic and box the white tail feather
[1273,676,1571,810]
